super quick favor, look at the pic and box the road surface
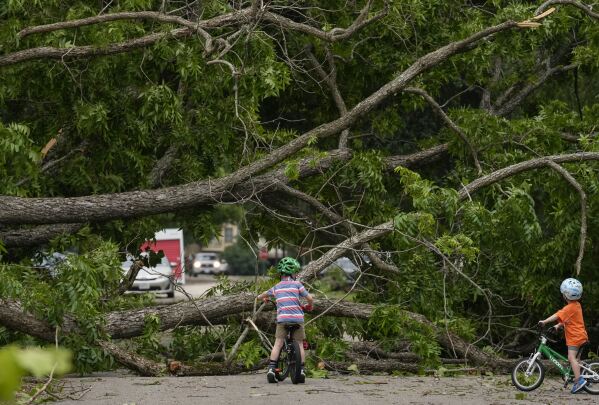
[52,372,596,404]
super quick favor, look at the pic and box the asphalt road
[52,372,598,405]
[153,274,258,303]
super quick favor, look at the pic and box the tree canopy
[1,0,599,380]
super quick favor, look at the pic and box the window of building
[224,226,234,243]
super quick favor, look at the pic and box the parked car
[322,257,359,276]
[190,252,227,276]
[121,253,175,298]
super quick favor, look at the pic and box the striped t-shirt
[267,276,309,323]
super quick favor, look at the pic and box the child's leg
[299,343,305,363]
[294,324,306,364]
[568,347,581,379]
[269,338,285,363]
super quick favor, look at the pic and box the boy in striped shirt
[257,257,314,383]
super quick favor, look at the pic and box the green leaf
[15,347,72,377]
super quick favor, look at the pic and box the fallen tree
[0,292,513,373]
[2,0,599,382]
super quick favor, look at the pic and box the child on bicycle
[256,256,314,384]
[538,278,589,393]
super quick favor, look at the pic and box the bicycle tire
[276,345,290,381]
[582,361,599,394]
[289,340,302,384]
[511,358,545,391]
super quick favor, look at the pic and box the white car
[191,252,227,276]
[121,254,175,298]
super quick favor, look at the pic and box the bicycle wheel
[511,358,545,391]
[275,345,290,381]
[582,361,599,394]
[288,340,302,384]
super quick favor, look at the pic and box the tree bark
[458,152,599,201]
[0,294,512,370]
[0,224,84,248]
[0,134,439,227]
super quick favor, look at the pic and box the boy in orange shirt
[539,278,589,393]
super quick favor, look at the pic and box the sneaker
[267,368,277,384]
[298,368,306,384]
[571,376,587,393]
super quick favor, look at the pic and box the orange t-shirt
[555,301,588,347]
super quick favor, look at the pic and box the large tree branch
[3,2,389,68]
[403,87,482,174]
[536,0,599,20]
[0,28,192,67]
[0,19,524,225]
[297,220,394,282]
[458,152,599,200]
[0,146,443,244]
[0,224,84,248]
[305,46,350,148]
[18,11,219,40]
[261,0,389,42]
[493,63,578,117]
[277,184,401,274]
[0,294,511,370]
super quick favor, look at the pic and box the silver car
[121,254,175,298]
[191,252,227,276]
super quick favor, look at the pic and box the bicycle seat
[283,324,301,331]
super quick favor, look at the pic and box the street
[52,372,596,405]
[154,274,260,303]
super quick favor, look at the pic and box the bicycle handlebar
[536,325,560,343]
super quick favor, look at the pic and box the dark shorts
[568,343,588,351]
[275,323,305,341]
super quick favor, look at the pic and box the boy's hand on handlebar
[302,304,313,312]
[537,321,545,329]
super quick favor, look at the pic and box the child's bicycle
[272,323,305,384]
[259,298,310,384]
[511,327,599,393]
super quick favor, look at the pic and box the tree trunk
[1,295,512,371]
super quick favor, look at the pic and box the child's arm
[538,314,558,327]
[256,291,268,300]
[257,288,274,301]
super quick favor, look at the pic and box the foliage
[235,340,268,368]
[0,345,71,402]
[170,326,225,362]
[222,240,258,276]
[366,306,441,367]
[135,315,162,360]
[1,0,599,376]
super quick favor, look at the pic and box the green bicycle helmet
[277,257,300,275]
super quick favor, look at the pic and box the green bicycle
[511,328,599,393]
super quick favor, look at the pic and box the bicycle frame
[529,336,572,378]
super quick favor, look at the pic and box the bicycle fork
[526,351,542,376]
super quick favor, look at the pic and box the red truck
[140,228,186,286]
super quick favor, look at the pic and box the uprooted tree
[1,0,599,378]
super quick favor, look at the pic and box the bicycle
[259,298,310,384]
[272,323,305,384]
[511,327,599,393]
